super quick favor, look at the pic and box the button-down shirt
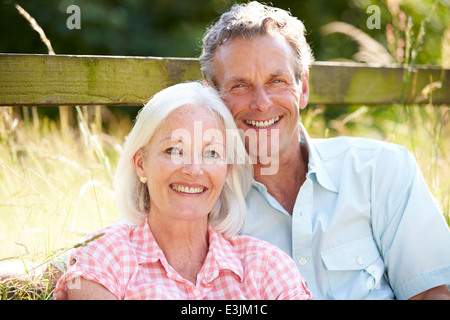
[241,123,450,300]
[54,221,312,300]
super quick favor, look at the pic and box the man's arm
[409,285,450,300]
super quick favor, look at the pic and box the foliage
[0,0,448,65]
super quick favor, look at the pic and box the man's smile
[243,116,281,128]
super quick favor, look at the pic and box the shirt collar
[204,228,244,283]
[130,220,244,282]
[130,220,163,264]
[299,122,338,193]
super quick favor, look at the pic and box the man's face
[213,34,308,161]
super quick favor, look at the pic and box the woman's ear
[132,150,145,178]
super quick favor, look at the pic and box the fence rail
[0,53,449,106]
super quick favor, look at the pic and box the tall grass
[0,106,131,299]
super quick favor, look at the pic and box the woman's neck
[148,215,209,284]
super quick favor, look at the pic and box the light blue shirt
[241,124,450,300]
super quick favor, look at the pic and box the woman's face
[133,104,229,224]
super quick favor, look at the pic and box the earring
[140,176,148,184]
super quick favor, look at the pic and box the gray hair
[114,82,252,237]
[200,1,314,87]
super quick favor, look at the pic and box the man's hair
[200,1,314,87]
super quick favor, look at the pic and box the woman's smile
[170,183,207,195]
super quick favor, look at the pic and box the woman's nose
[180,153,204,177]
[181,163,204,178]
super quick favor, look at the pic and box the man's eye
[165,147,182,156]
[231,84,245,90]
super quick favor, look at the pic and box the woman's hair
[200,1,314,88]
[114,82,252,237]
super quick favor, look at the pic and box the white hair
[114,82,252,237]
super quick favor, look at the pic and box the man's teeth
[171,185,204,194]
[244,116,280,128]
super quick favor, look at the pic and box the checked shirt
[54,220,312,300]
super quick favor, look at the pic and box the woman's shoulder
[75,223,135,254]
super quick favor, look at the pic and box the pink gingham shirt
[54,221,312,300]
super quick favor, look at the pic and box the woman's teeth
[171,185,204,194]
[244,116,280,128]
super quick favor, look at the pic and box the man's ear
[132,150,145,178]
[299,72,310,110]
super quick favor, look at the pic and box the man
[199,1,450,299]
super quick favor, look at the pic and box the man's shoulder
[311,136,410,161]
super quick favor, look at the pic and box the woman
[54,82,312,300]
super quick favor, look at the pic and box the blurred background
[0,0,448,64]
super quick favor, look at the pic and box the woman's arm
[67,277,118,300]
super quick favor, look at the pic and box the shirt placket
[292,176,316,296]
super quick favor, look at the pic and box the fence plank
[0,54,201,107]
[0,54,449,106]
[309,62,449,105]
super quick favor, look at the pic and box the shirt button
[356,257,364,265]
[299,258,307,266]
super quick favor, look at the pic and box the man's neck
[253,142,308,215]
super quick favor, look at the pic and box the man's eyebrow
[227,70,289,81]
[226,76,247,84]
[269,70,289,77]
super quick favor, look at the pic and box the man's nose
[250,86,272,112]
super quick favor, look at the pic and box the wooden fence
[1,53,449,107]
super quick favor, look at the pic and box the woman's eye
[204,149,221,159]
[165,147,182,156]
